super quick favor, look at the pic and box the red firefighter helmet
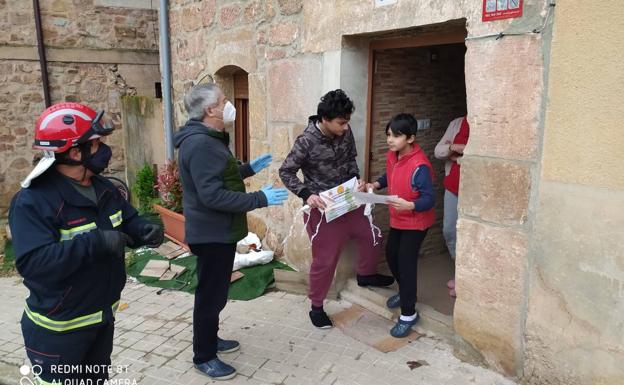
[34,102,114,153]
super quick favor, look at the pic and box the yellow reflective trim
[112,300,120,315]
[59,222,97,241]
[109,210,123,228]
[25,304,102,332]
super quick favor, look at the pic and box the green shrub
[133,164,158,214]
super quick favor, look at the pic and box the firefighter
[9,102,164,384]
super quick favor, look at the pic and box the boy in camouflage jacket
[279,89,394,328]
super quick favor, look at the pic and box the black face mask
[84,143,112,175]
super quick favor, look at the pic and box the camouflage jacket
[279,115,360,202]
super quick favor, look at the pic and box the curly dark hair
[317,89,355,121]
[385,113,418,138]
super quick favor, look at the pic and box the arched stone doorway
[214,65,250,162]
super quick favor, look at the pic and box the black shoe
[217,337,240,353]
[309,310,333,329]
[357,274,395,287]
[195,357,237,380]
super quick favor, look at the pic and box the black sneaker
[309,310,333,329]
[357,274,395,287]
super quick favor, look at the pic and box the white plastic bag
[233,232,274,271]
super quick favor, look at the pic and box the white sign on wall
[375,0,398,8]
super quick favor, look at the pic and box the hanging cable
[466,1,556,41]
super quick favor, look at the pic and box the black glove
[141,223,164,248]
[98,230,133,256]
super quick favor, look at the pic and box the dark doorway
[233,71,250,163]
[367,38,467,316]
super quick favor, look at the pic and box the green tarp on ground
[125,248,294,300]
[1,241,16,277]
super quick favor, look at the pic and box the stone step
[339,278,455,341]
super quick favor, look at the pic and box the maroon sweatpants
[304,206,381,307]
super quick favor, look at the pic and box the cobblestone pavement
[0,276,516,385]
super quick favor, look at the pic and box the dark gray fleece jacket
[174,120,267,244]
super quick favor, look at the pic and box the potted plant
[153,161,187,248]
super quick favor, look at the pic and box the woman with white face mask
[173,83,288,380]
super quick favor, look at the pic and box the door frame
[364,28,467,179]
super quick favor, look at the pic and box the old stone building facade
[0,0,161,218]
[167,1,624,384]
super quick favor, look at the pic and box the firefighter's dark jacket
[9,169,151,333]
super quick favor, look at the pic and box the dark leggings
[385,227,428,316]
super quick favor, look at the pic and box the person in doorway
[279,89,394,329]
[434,116,470,297]
[367,113,436,338]
[174,83,288,380]
[9,102,164,384]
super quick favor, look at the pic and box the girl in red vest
[368,114,436,337]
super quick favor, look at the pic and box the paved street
[0,276,516,385]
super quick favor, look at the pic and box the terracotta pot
[153,204,189,250]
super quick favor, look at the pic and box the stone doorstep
[338,278,454,340]
[338,278,488,368]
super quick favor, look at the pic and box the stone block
[302,0,342,53]
[180,3,203,32]
[282,202,312,273]
[263,226,285,257]
[265,49,286,61]
[244,0,271,24]
[269,22,299,46]
[523,181,624,385]
[211,27,256,73]
[219,3,242,29]
[290,123,306,141]
[465,37,543,160]
[277,0,303,15]
[174,33,205,62]
[454,218,528,376]
[459,157,530,226]
[271,124,292,161]
[247,213,268,239]
[202,0,217,27]
[248,73,267,140]
[267,58,322,122]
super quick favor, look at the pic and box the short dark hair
[317,89,355,121]
[385,113,418,138]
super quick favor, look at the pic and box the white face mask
[221,101,236,123]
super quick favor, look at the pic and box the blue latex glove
[250,153,272,173]
[260,185,289,206]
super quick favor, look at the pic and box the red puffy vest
[386,144,436,230]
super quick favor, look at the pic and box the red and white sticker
[483,0,523,22]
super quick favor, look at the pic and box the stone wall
[0,0,158,49]
[0,0,160,218]
[522,1,624,384]
[167,1,624,382]
[168,0,312,266]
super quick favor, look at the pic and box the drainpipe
[33,0,51,107]
[159,0,174,161]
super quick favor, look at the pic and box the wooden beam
[370,29,467,50]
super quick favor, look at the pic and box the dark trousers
[385,228,428,316]
[189,242,236,364]
[21,314,114,383]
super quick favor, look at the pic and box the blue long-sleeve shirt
[376,166,435,211]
